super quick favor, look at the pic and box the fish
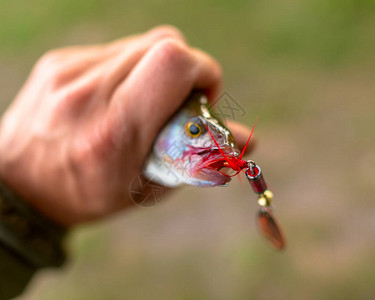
[143,91,286,250]
[144,91,243,187]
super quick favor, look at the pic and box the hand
[0,25,254,227]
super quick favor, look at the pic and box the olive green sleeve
[0,180,66,299]
[0,242,37,299]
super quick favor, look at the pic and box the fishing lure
[204,116,286,250]
[144,92,286,250]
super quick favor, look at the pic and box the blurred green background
[1,0,375,299]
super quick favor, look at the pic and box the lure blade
[257,207,286,250]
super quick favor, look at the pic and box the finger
[110,25,187,49]
[36,26,187,97]
[36,26,186,85]
[109,38,222,152]
[190,47,222,101]
[99,26,188,99]
[226,120,256,155]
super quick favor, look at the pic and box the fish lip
[186,147,240,185]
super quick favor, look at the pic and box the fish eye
[186,122,202,138]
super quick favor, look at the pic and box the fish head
[145,92,242,187]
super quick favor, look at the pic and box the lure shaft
[245,163,268,194]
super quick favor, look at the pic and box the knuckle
[34,48,85,90]
[34,50,67,86]
[150,38,191,68]
[148,24,186,42]
[36,49,63,70]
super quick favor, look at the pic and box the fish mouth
[186,147,240,186]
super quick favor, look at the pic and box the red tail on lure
[238,117,258,161]
[207,119,286,250]
[205,119,257,175]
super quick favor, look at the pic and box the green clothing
[0,180,66,299]
[0,242,36,299]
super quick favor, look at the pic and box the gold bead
[258,196,268,207]
[263,190,274,202]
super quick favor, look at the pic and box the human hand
[0,25,254,227]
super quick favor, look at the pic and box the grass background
[1,0,375,299]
